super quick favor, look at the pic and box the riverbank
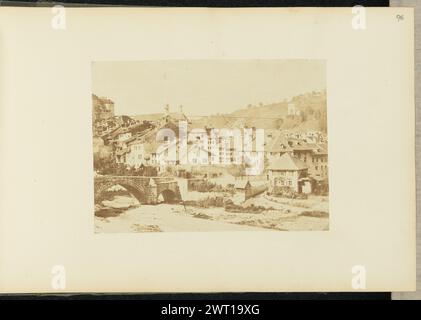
[95,195,329,233]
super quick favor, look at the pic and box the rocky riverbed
[94,194,329,233]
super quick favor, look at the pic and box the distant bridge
[94,175,182,205]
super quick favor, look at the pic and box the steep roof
[234,180,250,189]
[266,132,292,153]
[313,144,328,155]
[268,153,308,171]
[126,136,143,146]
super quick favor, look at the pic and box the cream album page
[0,7,415,292]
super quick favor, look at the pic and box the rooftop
[268,153,308,171]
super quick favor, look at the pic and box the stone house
[267,153,310,194]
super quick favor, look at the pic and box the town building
[267,153,311,194]
[92,94,114,123]
[290,141,328,180]
[234,180,267,202]
[265,131,293,164]
[287,103,301,116]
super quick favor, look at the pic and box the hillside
[132,90,327,133]
[209,90,327,132]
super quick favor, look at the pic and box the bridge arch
[94,180,147,204]
[157,189,177,204]
[94,176,182,205]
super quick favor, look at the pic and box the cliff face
[92,94,115,122]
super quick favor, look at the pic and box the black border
[0,0,389,7]
[0,292,390,300]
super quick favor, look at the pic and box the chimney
[179,105,183,114]
[165,104,170,117]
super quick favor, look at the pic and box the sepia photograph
[92,60,329,232]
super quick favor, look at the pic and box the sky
[91,60,326,117]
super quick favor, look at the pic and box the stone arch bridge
[94,175,182,205]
